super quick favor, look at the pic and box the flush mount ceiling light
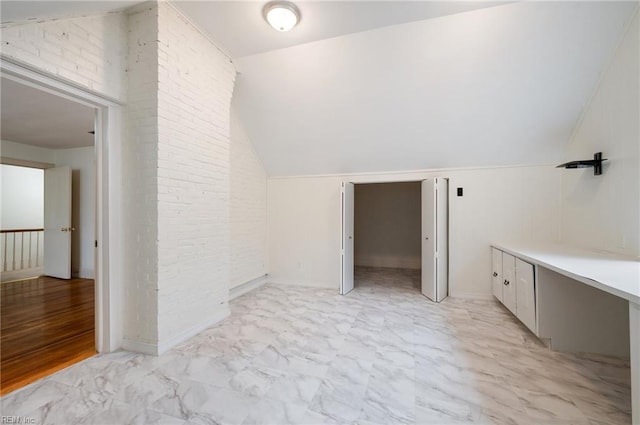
[263,1,300,32]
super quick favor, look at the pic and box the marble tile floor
[1,266,631,425]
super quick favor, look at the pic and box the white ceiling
[2,1,635,176]
[2,1,505,58]
[1,78,95,149]
[174,1,507,58]
[232,1,638,176]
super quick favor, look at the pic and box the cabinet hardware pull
[493,272,498,277]
[505,280,510,286]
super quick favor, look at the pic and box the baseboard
[74,268,95,279]
[121,338,158,356]
[0,267,43,283]
[121,307,230,356]
[355,255,421,270]
[157,306,230,355]
[448,291,495,301]
[229,274,268,300]
[268,278,338,289]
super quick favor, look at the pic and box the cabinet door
[516,258,536,333]
[491,248,503,302]
[502,253,517,314]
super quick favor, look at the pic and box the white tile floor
[1,267,631,424]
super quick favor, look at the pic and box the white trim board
[157,307,230,355]
[0,268,44,283]
[229,274,268,300]
[268,163,558,181]
[121,338,158,356]
[268,278,338,289]
[448,292,496,301]
[121,307,231,356]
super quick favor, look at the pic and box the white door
[44,166,72,279]
[422,178,449,302]
[435,178,449,302]
[516,258,536,333]
[340,182,355,295]
[421,180,436,300]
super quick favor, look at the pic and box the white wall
[1,140,56,164]
[0,164,44,230]
[155,2,236,349]
[122,2,160,349]
[230,108,268,288]
[354,182,421,269]
[55,147,95,278]
[561,10,640,258]
[268,165,561,298]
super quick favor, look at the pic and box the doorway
[0,76,97,394]
[341,179,449,301]
[353,182,422,292]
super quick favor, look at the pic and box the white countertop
[492,242,640,305]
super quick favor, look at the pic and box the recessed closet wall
[354,182,421,270]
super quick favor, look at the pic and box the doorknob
[425,236,429,240]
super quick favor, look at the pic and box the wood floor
[0,276,96,395]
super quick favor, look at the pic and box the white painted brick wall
[123,3,161,346]
[230,109,268,288]
[1,13,127,101]
[155,3,236,345]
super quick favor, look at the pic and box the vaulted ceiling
[2,1,637,176]
[232,1,637,176]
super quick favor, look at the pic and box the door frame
[1,56,123,353]
[339,178,446,294]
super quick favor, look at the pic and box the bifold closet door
[341,182,355,295]
[421,178,448,302]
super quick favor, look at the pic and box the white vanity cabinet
[491,247,536,334]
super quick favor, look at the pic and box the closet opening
[353,182,422,292]
[341,178,449,301]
